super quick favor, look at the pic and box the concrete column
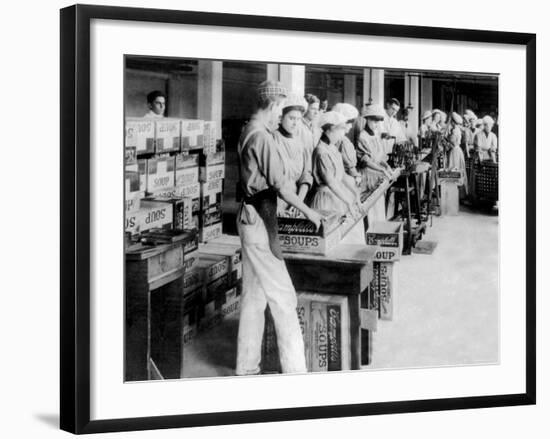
[197,60,223,138]
[421,78,433,113]
[279,64,306,96]
[405,74,419,139]
[266,64,279,81]
[363,68,384,107]
[344,74,357,106]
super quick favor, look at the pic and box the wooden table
[284,244,377,368]
[125,241,186,381]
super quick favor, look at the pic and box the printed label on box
[201,179,223,210]
[155,118,181,153]
[125,118,155,154]
[181,120,205,150]
[200,163,225,182]
[146,156,175,193]
[200,222,223,243]
[203,121,217,155]
[279,228,341,255]
[175,153,199,187]
[174,182,201,201]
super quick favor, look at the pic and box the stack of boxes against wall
[124,117,242,346]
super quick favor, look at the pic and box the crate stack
[182,235,243,347]
[124,117,228,243]
[365,221,403,321]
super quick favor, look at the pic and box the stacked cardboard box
[196,144,225,243]
[365,221,403,321]
[262,292,351,373]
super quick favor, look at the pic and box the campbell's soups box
[221,287,240,319]
[369,261,399,321]
[155,118,181,153]
[143,196,193,230]
[146,155,175,194]
[279,227,341,256]
[175,153,199,187]
[125,201,173,235]
[365,221,403,262]
[125,117,155,155]
[155,117,181,154]
[173,182,200,204]
[200,240,242,284]
[203,121,217,155]
[200,179,223,210]
[125,159,146,197]
[125,191,143,214]
[181,119,204,150]
[200,222,223,243]
[125,147,137,166]
[183,268,202,294]
[183,249,200,274]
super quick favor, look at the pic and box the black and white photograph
[124,56,500,381]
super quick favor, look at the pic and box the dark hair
[282,105,305,116]
[386,98,400,107]
[304,94,320,105]
[147,90,166,104]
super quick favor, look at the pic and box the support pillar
[197,60,223,139]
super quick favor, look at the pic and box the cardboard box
[200,208,222,229]
[125,201,173,235]
[183,269,202,294]
[181,119,204,150]
[203,273,228,304]
[200,222,223,243]
[125,159,146,196]
[220,287,240,320]
[278,210,341,237]
[366,221,404,262]
[173,182,201,205]
[155,118,181,153]
[369,261,399,321]
[125,146,137,166]
[197,253,229,285]
[182,310,198,346]
[175,153,199,187]
[199,241,242,285]
[199,163,225,183]
[125,191,143,213]
[125,118,155,155]
[262,292,351,373]
[146,155,175,194]
[200,179,223,210]
[203,121,217,155]
[183,249,200,273]
[143,196,193,231]
[278,227,341,255]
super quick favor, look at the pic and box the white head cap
[282,92,308,113]
[422,110,433,121]
[482,115,495,126]
[331,103,359,121]
[451,112,463,125]
[362,103,386,119]
[318,111,348,129]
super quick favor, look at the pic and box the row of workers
[234,80,401,376]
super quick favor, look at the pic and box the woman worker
[356,103,394,224]
[273,93,313,213]
[236,80,322,376]
[332,103,362,187]
[311,111,360,217]
[445,112,468,197]
[473,115,498,163]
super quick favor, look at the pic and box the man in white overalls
[236,80,322,375]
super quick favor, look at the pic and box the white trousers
[235,203,307,375]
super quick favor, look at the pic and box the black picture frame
[60,4,536,434]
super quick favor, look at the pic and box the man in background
[144,90,166,118]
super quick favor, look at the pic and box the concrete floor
[182,206,499,378]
